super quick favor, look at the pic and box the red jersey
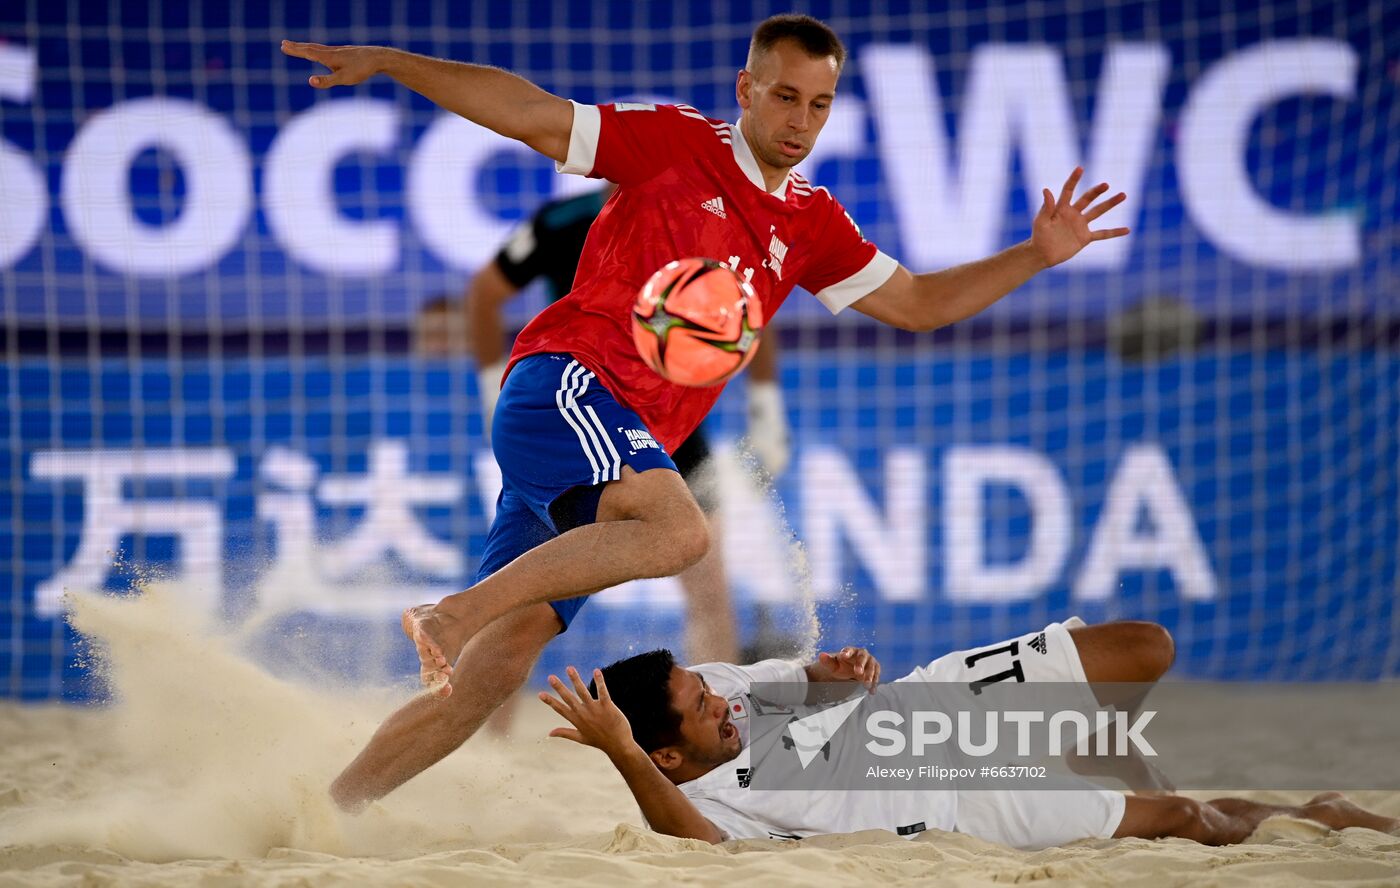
[508,101,898,452]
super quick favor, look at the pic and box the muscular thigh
[596,464,702,525]
[494,353,680,534]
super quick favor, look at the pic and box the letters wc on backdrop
[0,39,1362,286]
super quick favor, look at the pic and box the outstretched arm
[280,41,573,162]
[852,168,1129,332]
[540,667,725,844]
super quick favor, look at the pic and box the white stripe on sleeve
[556,101,602,176]
[813,250,900,315]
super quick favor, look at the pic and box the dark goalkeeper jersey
[493,188,611,302]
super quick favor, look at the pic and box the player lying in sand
[540,619,1400,848]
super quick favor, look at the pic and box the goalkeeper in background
[463,182,793,664]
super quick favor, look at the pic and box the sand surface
[3,588,1399,886]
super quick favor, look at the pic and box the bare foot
[401,605,469,698]
[1301,792,1400,833]
[329,771,371,813]
[1306,791,1345,805]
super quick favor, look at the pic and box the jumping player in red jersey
[281,15,1130,810]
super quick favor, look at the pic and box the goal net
[2,0,1396,697]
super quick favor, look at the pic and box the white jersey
[673,621,1125,849]
[678,658,955,841]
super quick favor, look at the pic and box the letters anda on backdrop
[30,441,1217,616]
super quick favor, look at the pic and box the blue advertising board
[2,0,1397,697]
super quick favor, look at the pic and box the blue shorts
[476,353,679,630]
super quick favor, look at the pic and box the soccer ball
[631,258,765,387]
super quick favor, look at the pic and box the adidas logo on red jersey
[701,196,727,219]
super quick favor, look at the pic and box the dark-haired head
[594,649,744,783]
[591,648,683,753]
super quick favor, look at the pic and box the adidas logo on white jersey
[701,196,727,219]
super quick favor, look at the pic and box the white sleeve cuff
[813,250,900,314]
[737,658,810,708]
[555,101,601,176]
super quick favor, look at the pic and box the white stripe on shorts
[583,403,622,481]
[566,365,619,484]
[557,361,603,484]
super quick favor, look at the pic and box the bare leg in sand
[334,603,561,807]
[334,466,709,807]
[1117,791,1400,843]
[1066,620,1178,794]
[403,464,709,696]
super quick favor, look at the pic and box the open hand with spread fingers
[1031,167,1130,268]
[538,666,639,760]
